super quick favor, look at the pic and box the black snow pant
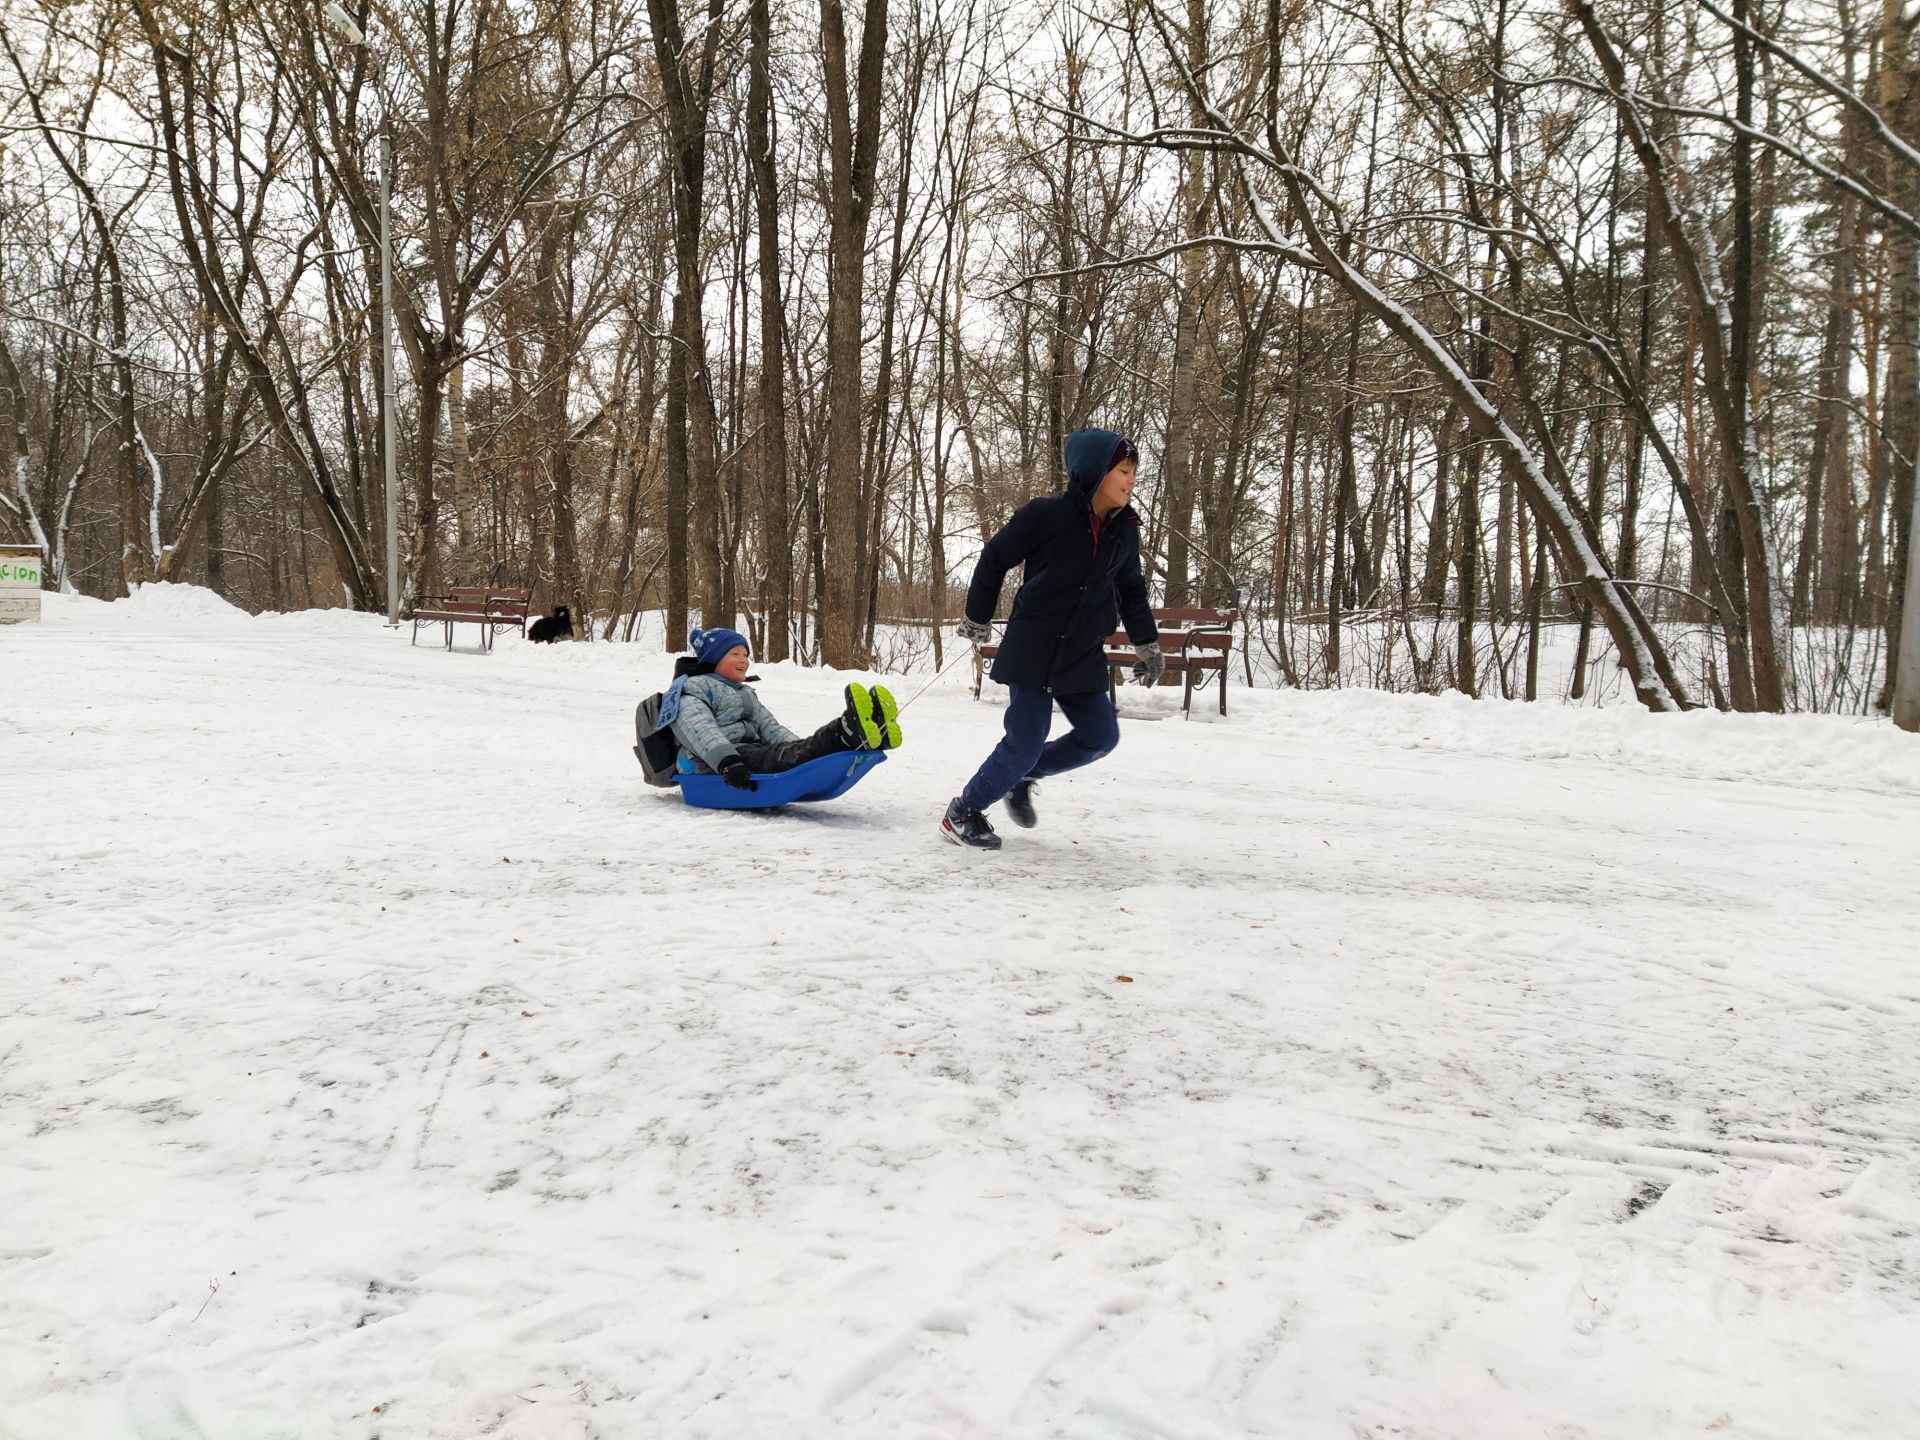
[734,716,855,774]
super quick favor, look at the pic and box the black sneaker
[871,685,903,748]
[842,684,884,749]
[940,797,1002,849]
[1004,779,1039,829]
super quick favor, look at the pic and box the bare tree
[816,0,889,666]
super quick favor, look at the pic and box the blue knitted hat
[689,627,749,667]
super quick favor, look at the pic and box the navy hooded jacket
[964,428,1158,695]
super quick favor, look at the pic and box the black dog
[527,604,574,643]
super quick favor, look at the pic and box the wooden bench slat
[1144,606,1233,624]
[1102,650,1226,663]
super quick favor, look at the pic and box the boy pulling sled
[943,428,1162,848]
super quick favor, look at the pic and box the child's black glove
[718,756,758,791]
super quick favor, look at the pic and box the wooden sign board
[0,544,45,624]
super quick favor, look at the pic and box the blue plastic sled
[675,749,887,810]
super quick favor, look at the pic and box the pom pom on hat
[689,627,750,667]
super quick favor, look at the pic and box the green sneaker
[844,683,885,749]
[871,684,903,748]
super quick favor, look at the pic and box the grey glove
[956,617,994,645]
[1132,641,1165,686]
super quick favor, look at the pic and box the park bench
[972,606,1240,716]
[409,586,535,653]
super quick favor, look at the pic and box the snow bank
[36,584,412,640]
[94,581,255,626]
[33,589,119,625]
[1228,684,1920,797]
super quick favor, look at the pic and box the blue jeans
[960,685,1120,813]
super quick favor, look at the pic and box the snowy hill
[3,588,1917,1440]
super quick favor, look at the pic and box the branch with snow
[1693,0,1920,176]
[1113,0,1689,712]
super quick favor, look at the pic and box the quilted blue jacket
[669,674,799,773]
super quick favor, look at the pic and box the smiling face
[1092,458,1137,515]
[715,644,751,683]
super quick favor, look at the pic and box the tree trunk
[1424,407,1456,607]
[1455,443,1482,697]
[748,0,792,660]
[1493,467,1514,621]
[1879,0,1920,711]
[1618,153,1657,586]
[1328,299,1362,684]
[817,0,890,667]
[1047,94,1076,490]
[447,357,475,567]
[1160,7,1211,606]
[648,0,727,637]
[534,218,588,632]
[1161,280,1203,606]
[1525,531,1546,701]
[1799,193,1859,625]
[411,348,446,600]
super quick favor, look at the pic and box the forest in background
[5,0,1920,720]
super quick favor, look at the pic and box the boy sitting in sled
[660,628,902,792]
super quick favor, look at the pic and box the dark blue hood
[1064,428,1134,495]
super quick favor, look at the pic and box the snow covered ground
[3,586,1918,1440]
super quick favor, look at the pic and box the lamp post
[323,3,400,627]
